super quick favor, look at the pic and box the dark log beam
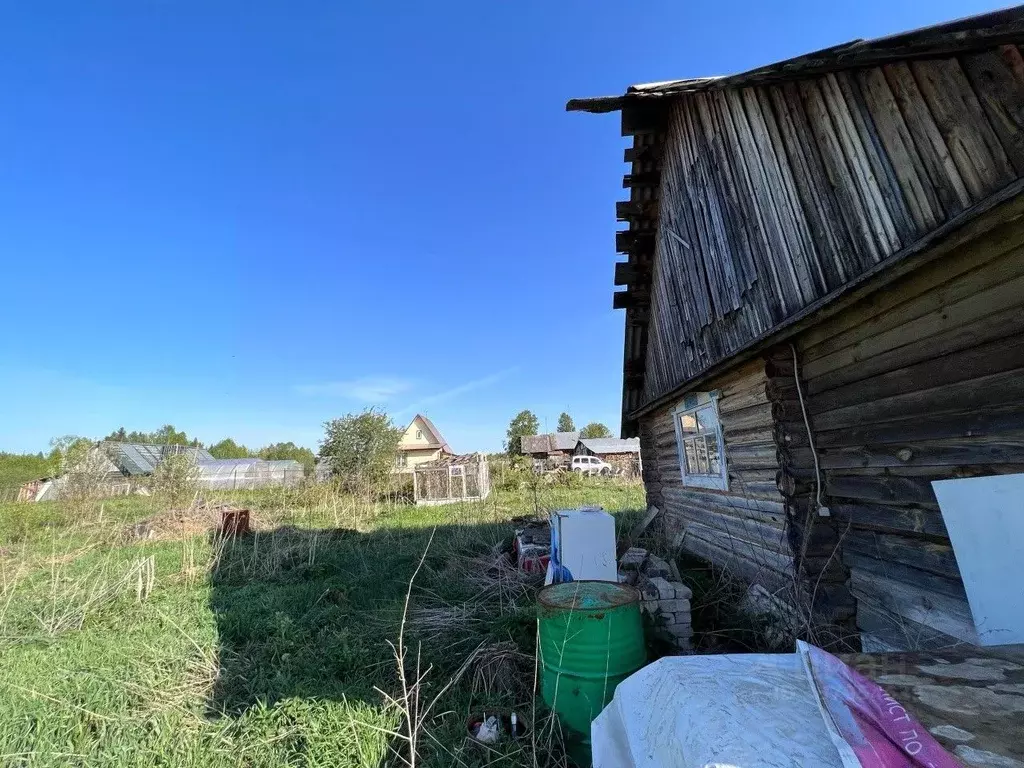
[614,261,653,286]
[624,144,665,164]
[622,172,661,189]
[615,229,656,254]
[613,290,650,310]
[616,199,660,221]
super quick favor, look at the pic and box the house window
[416,429,423,439]
[672,392,727,490]
[395,453,408,468]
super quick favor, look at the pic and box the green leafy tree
[505,410,540,457]
[319,408,403,493]
[208,438,255,459]
[580,422,612,439]
[259,442,316,473]
[557,412,575,433]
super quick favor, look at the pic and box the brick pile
[619,547,693,652]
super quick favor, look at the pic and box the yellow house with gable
[394,414,453,473]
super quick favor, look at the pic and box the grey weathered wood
[806,302,1024,395]
[962,49,1024,173]
[855,600,966,651]
[849,567,978,644]
[661,485,786,518]
[911,58,1016,198]
[812,365,1024,431]
[819,430,1024,469]
[808,331,1024,415]
[858,66,946,234]
[798,213,1023,353]
[669,500,789,552]
[816,403,1024,448]
[843,530,961,578]
[799,78,882,268]
[723,88,803,313]
[825,473,938,505]
[743,86,821,303]
[883,61,972,216]
[829,502,948,537]
[819,73,902,256]
[835,71,918,244]
[682,519,795,573]
[843,551,967,599]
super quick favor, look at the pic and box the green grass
[0,479,645,767]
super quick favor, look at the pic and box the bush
[150,453,200,508]
[319,409,402,495]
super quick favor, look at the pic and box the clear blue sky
[0,0,1004,454]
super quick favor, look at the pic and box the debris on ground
[474,715,500,743]
[618,547,694,652]
[121,503,259,542]
[513,518,550,574]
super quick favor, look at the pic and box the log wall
[637,46,1024,409]
[790,215,1024,651]
[639,360,797,594]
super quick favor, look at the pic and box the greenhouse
[195,458,305,490]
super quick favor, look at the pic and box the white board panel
[932,474,1024,646]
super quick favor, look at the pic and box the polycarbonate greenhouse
[195,459,305,490]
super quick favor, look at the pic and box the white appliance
[546,507,617,584]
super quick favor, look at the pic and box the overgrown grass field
[0,478,645,767]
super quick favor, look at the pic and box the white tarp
[593,642,960,768]
[592,651,847,768]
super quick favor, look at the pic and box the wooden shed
[569,7,1024,651]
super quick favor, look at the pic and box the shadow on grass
[205,498,647,767]
[207,519,526,715]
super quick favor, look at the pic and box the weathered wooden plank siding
[642,46,1024,406]
[791,215,1024,651]
[639,361,798,593]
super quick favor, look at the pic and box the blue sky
[0,0,1003,454]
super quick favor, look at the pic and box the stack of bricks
[619,547,693,652]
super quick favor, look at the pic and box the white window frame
[672,392,728,491]
[415,429,423,439]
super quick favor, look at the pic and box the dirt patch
[123,504,273,542]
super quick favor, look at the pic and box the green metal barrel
[538,581,646,751]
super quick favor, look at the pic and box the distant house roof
[552,431,581,451]
[521,431,581,454]
[579,437,641,455]
[103,442,214,476]
[400,414,453,453]
[520,434,549,454]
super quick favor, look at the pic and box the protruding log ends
[615,229,656,254]
[614,261,652,287]
[613,290,649,310]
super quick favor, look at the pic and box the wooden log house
[569,7,1024,651]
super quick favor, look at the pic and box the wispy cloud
[294,376,414,402]
[395,367,518,416]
